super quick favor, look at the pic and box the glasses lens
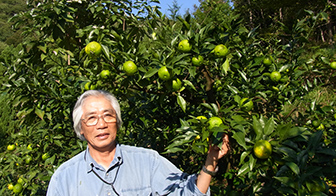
[103,113,116,123]
[86,116,98,126]
[83,112,116,126]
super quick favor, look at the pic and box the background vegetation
[0,0,335,195]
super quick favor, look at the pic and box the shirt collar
[85,143,123,173]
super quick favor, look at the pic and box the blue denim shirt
[46,144,210,196]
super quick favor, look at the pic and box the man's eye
[87,116,97,121]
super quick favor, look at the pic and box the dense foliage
[0,0,335,195]
[0,0,27,52]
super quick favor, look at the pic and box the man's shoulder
[52,150,86,175]
[119,144,160,157]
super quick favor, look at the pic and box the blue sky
[157,0,200,16]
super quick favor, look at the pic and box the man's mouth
[96,133,109,139]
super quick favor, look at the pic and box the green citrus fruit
[192,55,204,66]
[172,78,182,91]
[42,153,50,161]
[330,62,336,69]
[85,41,102,58]
[178,39,192,52]
[17,178,24,184]
[123,61,138,76]
[263,57,272,65]
[317,123,324,130]
[270,71,281,82]
[99,70,110,79]
[239,98,254,112]
[8,183,14,190]
[90,84,96,90]
[158,66,172,81]
[84,82,91,90]
[25,155,33,164]
[213,44,229,57]
[253,140,272,159]
[27,144,33,150]
[12,183,23,194]
[208,116,223,130]
[7,144,15,151]
[196,116,207,120]
[312,120,320,128]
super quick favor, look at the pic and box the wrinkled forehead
[83,109,116,117]
[81,95,114,114]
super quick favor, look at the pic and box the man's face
[80,96,118,152]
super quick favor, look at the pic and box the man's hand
[196,134,230,194]
[207,134,230,165]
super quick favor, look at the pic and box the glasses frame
[81,110,117,127]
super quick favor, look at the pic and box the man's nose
[96,116,107,127]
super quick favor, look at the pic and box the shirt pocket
[120,186,152,196]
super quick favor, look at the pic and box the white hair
[72,90,123,141]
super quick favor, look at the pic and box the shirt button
[107,192,111,195]
[106,173,109,176]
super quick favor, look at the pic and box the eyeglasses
[81,111,117,126]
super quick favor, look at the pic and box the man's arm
[196,134,230,193]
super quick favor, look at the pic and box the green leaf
[37,45,47,53]
[252,116,263,140]
[142,68,158,79]
[165,147,183,154]
[171,36,179,48]
[239,151,250,165]
[232,130,247,150]
[238,162,250,176]
[277,146,298,160]
[221,56,231,75]
[264,117,275,136]
[278,126,305,141]
[307,131,323,152]
[285,162,300,175]
[177,95,186,113]
[227,85,239,94]
[237,69,248,82]
[101,44,110,60]
[64,13,74,22]
[183,80,197,91]
[54,140,63,147]
[35,108,45,120]
[274,176,292,184]
[248,154,256,171]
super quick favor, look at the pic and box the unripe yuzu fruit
[270,71,281,82]
[192,55,204,66]
[158,66,172,81]
[239,98,254,112]
[253,140,272,159]
[213,44,229,57]
[178,39,192,52]
[172,78,182,91]
[85,41,102,58]
[123,61,138,76]
[208,116,223,130]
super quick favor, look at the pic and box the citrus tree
[0,0,335,195]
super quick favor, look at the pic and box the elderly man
[47,90,230,195]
